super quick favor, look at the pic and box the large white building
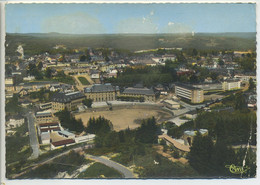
[175,83,204,103]
[234,74,256,83]
[222,79,241,91]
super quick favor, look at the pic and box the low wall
[74,103,172,116]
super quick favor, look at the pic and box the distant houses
[6,115,24,129]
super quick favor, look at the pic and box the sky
[5,3,256,34]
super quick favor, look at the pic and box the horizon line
[6,31,257,35]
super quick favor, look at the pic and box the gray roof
[123,87,155,96]
[36,112,52,117]
[52,91,85,103]
[84,84,119,93]
[175,83,201,90]
[19,81,59,87]
[224,79,241,83]
[58,130,75,136]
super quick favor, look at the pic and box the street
[85,154,135,178]
[27,112,39,159]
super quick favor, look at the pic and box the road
[85,154,135,178]
[12,144,92,178]
[12,144,135,179]
[27,112,39,159]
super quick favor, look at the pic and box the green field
[78,162,123,178]
[78,77,90,85]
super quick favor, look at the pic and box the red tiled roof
[51,139,75,147]
[40,127,61,132]
[39,122,59,127]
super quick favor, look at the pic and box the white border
[0,1,259,185]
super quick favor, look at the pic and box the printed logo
[225,164,250,174]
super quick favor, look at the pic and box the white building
[41,132,51,144]
[58,130,75,139]
[5,77,13,85]
[222,79,241,91]
[75,134,96,143]
[23,76,36,81]
[163,99,180,109]
[234,74,256,83]
[7,116,24,128]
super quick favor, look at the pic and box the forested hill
[6,32,256,56]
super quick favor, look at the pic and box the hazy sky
[6,3,256,34]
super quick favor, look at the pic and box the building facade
[52,91,85,112]
[122,87,156,102]
[222,79,241,91]
[192,83,222,91]
[35,111,54,123]
[175,83,204,103]
[84,83,120,102]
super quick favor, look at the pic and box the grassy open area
[75,107,172,131]
[110,144,197,178]
[78,162,123,178]
[78,77,90,85]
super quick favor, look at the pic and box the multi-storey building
[84,83,120,102]
[175,83,204,103]
[122,86,156,102]
[15,81,59,92]
[222,79,241,91]
[51,91,85,112]
[35,111,54,123]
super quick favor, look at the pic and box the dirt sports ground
[75,106,173,131]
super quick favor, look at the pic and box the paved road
[27,112,39,159]
[85,154,135,178]
[12,144,93,178]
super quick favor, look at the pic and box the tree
[188,133,214,175]
[27,63,43,79]
[234,93,247,110]
[248,78,255,91]
[135,117,159,144]
[83,98,93,108]
[55,108,84,133]
[45,68,52,78]
[80,55,86,62]
[167,126,182,139]
[218,59,224,66]
[85,49,91,62]
[37,61,43,70]
[105,55,109,62]
[85,116,113,135]
[210,139,237,177]
[192,48,198,56]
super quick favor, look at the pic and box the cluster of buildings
[5,46,256,153]
[35,110,95,150]
[174,79,242,104]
